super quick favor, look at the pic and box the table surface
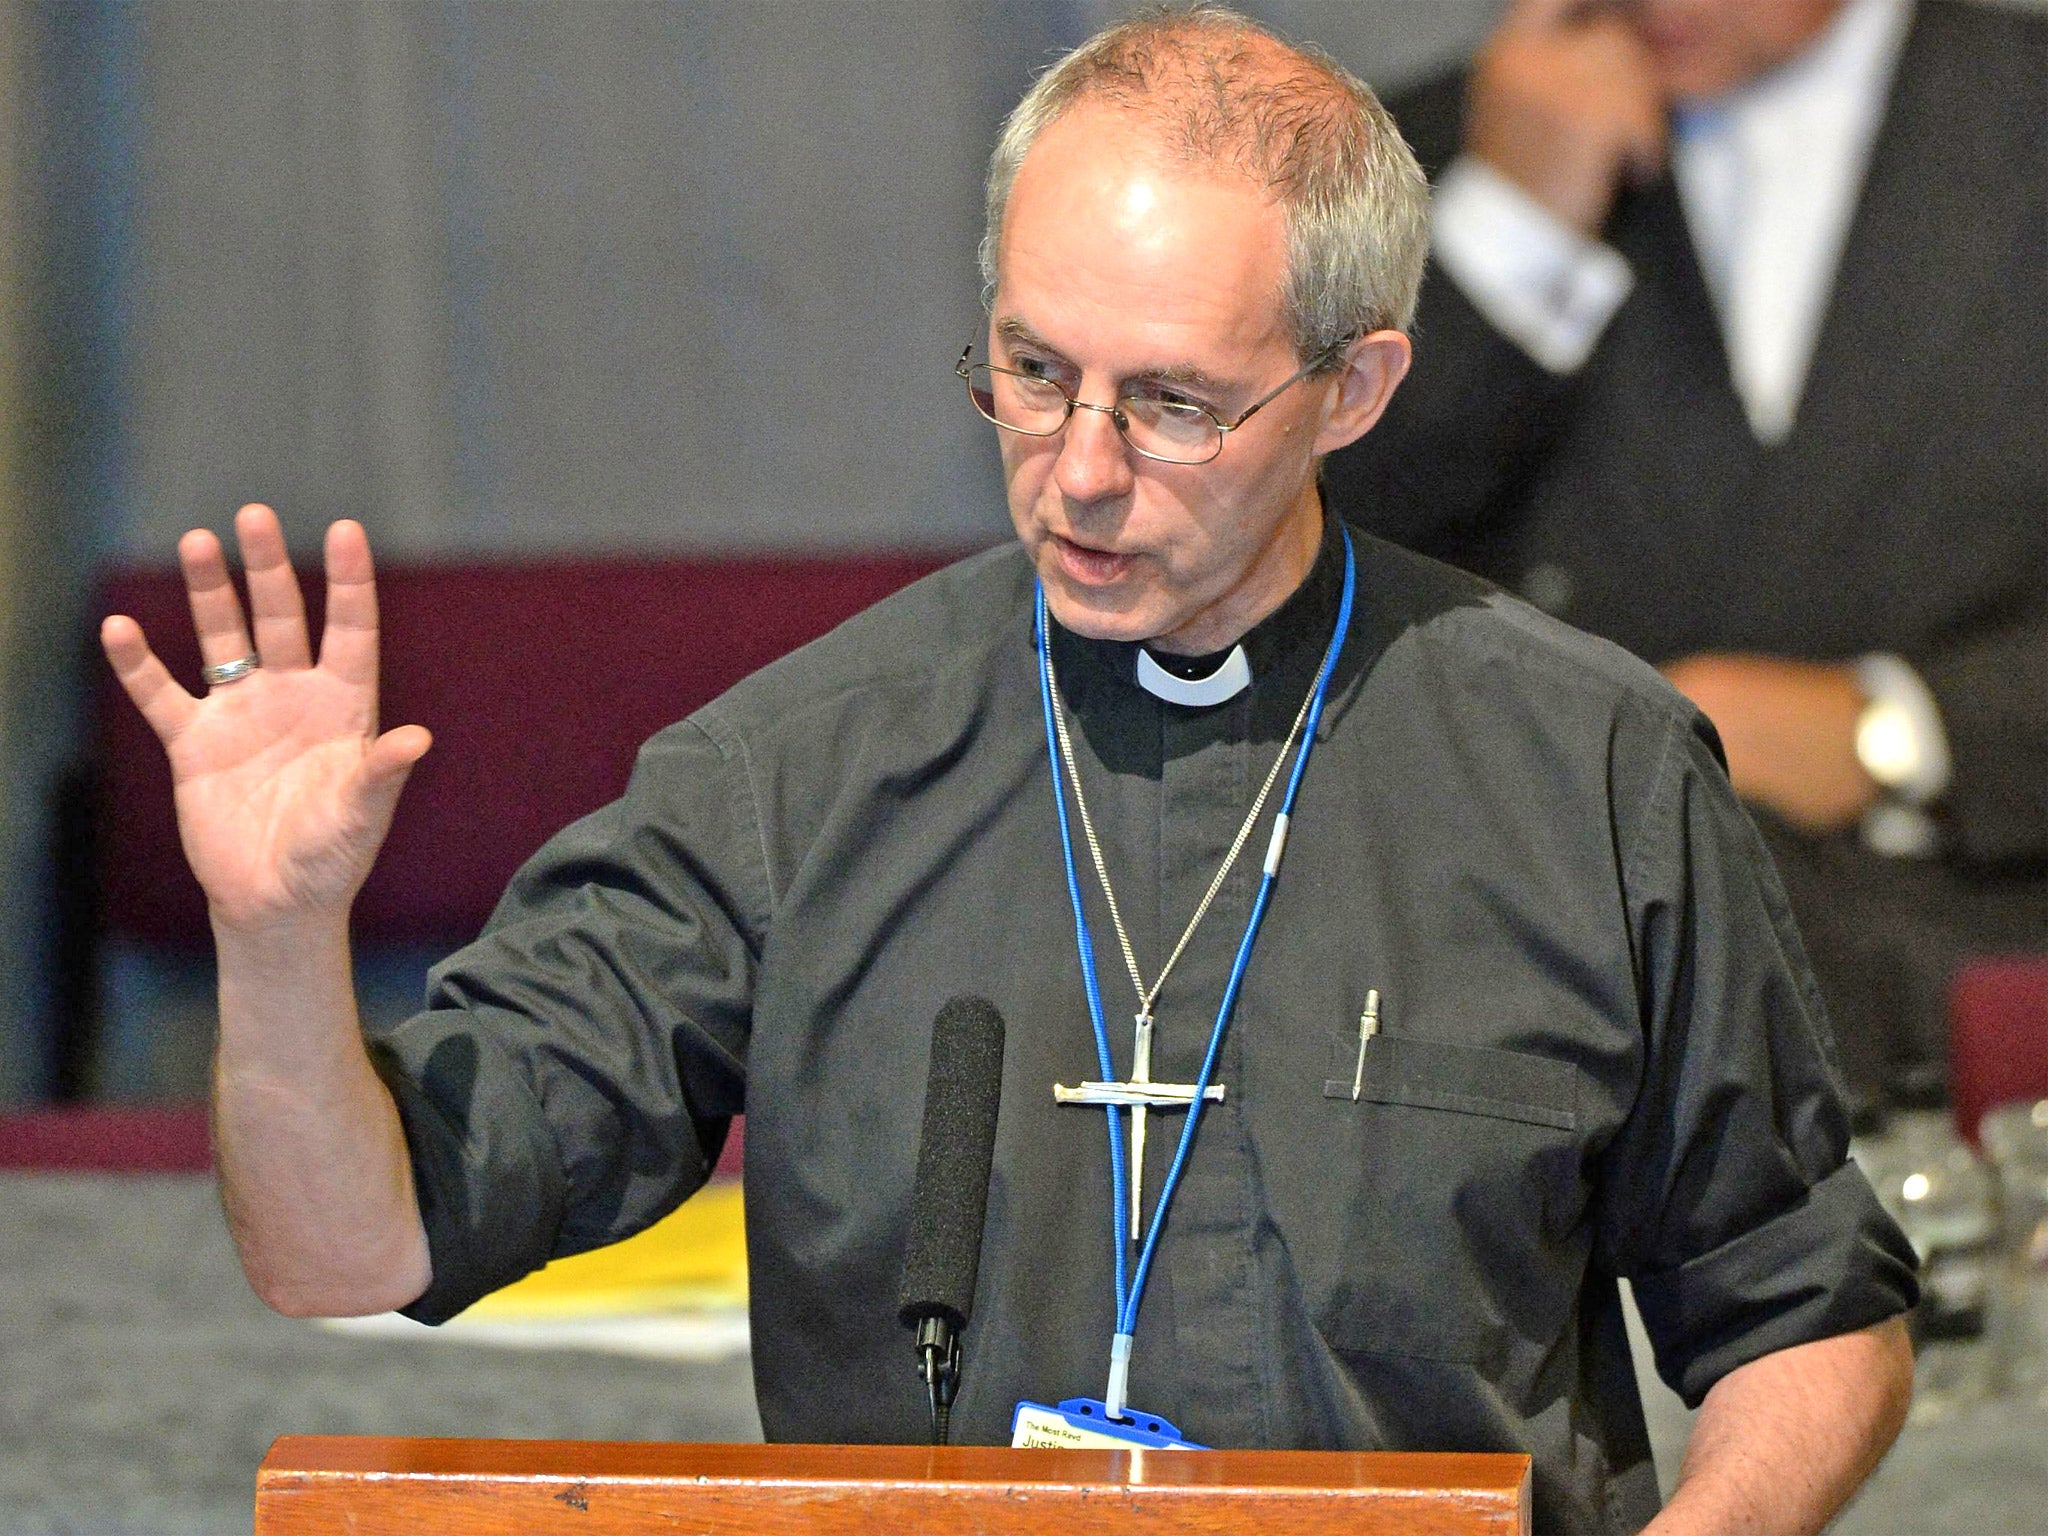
[2,1174,2041,1536]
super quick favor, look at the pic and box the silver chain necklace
[1043,644,1318,1236]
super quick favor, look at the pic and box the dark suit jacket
[1324,0,2048,1100]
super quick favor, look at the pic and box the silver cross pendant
[1053,1012,1225,1242]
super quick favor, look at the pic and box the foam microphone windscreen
[896,994,1006,1331]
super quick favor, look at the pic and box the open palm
[101,504,432,933]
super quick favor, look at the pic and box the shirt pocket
[1322,1032,1580,1129]
[1315,1034,1589,1371]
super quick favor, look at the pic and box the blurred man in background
[1326,0,2048,1113]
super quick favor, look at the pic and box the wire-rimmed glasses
[955,339,1348,467]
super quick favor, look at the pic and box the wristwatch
[1851,655,1952,804]
[1854,695,1923,791]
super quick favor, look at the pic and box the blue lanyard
[1033,525,1358,1408]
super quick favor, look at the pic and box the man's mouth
[1051,534,1136,586]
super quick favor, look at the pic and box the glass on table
[1980,1099,2048,1405]
[1855,1110,1996,1340]
[1852,1109,1997,1417]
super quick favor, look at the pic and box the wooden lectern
[256,1437,1531,1534]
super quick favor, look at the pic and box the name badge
[1010,1397,1205,1450]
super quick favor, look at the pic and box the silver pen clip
[1349,988,1380,1102]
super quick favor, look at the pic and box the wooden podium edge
[256,1436,1533,1536]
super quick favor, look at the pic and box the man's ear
[1312,330,1413,456]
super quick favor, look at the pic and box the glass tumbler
[1980,1099,2048,1404]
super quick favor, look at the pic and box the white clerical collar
[1135,644,1252,707]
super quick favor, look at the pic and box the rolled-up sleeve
[1597,705,1919,1407]
[371,1022,569,1325]
[370,714,770,1325]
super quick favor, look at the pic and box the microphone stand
[914,1315,962,1445]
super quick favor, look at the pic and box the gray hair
[979,3,1429,366]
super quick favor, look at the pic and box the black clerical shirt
[372,518,1915,1535]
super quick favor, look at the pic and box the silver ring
[202,654,261,687]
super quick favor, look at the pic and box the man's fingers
[236,503,314,671]
[317,519,382,689]
[179,526,258,676]
[358,726,432,821]
[364,724,432,782]
[101,614,198,742]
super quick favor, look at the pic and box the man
[101,8,1915,1533]
[1324,0,2048,1110]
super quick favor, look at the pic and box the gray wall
[120,1,1497,564]
[112,0,2048,564]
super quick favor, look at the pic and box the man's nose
[1054,399,1135,505]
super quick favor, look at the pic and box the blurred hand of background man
[1663,653,1877,834]
[1467,0,1668,235]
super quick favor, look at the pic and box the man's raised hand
[103,504,437,1315]
[100,504,431,934]
[1468,0,1667,236]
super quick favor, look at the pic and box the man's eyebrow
[991,317,1234,394]
[993,317,1067,359]
[1141,360,1234,393]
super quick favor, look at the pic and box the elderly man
[1324,0,2048,1113]
[103,7,1913,1533]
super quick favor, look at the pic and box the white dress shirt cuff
[1430,156,1636,375]
[1853,653,1953,860]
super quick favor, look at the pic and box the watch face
[1856,698,1922,790]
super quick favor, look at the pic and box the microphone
[896,994,1005,1446]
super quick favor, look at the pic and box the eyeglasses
[955,338,1348,467]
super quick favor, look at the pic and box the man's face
[1627,0,1850,100]
[989,105,1348,656]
